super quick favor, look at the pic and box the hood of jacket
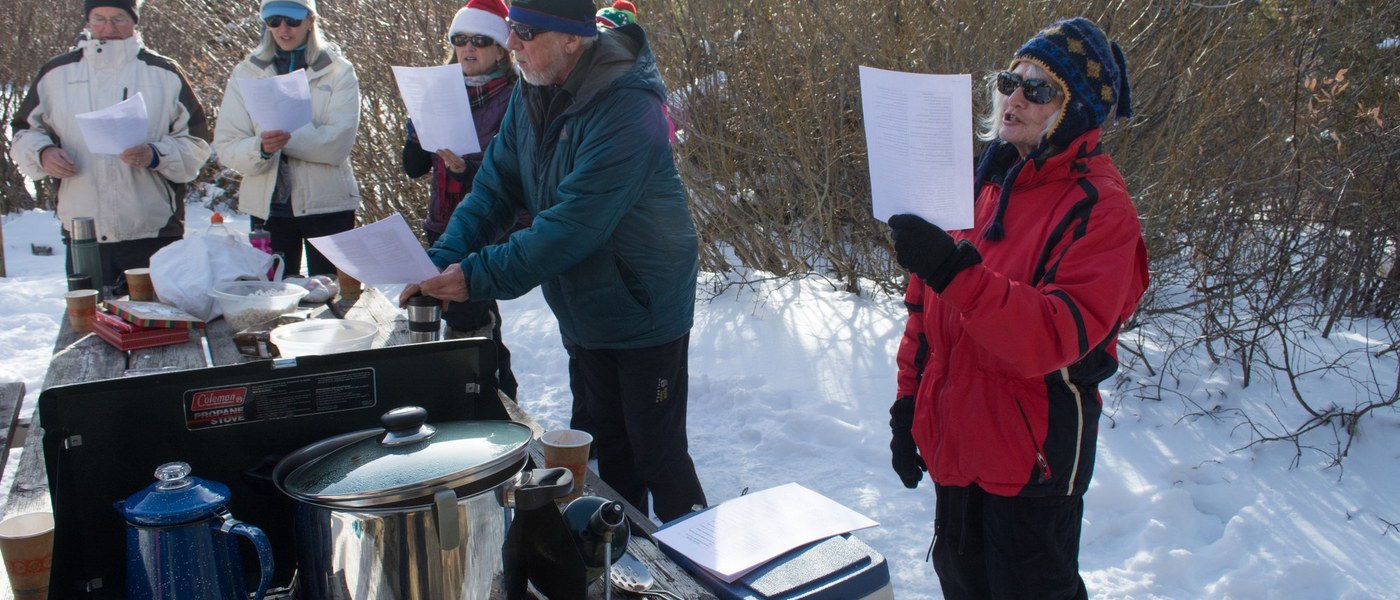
[570,26,663,114]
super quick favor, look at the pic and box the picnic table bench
[0,286,715,600]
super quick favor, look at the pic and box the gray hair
[976,62,1063,144]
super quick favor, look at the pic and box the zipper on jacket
[1012,396,1053,483]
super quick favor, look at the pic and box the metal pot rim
[272,421,533,508]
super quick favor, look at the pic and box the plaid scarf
[427,72,516,226]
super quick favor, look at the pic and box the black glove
[888,214,982,293]
[889,396,926,489]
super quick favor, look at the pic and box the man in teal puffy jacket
[400,0,705,522]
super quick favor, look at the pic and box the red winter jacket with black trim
[895,128,1149,498]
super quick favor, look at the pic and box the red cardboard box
[92,311,193,351]
[106,299,206,330]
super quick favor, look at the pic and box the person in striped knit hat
[594,1,676,143]
[595,0,636,28]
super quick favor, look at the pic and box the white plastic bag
[149,235,282,321]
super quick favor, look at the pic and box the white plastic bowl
[270,319,378,358]
[210,281,309,331]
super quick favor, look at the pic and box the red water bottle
[250,226,276,279]
[249,227,272,253]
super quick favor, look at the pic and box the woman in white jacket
[214,0,359,277]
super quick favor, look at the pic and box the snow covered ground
[2,205,1397,598]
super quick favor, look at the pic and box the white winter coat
[213,49,361,220]
[9,35,211,242]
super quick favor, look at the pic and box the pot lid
[282,406,533,506]
[120,462,232,527]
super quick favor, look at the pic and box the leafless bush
[3,0,1396,456]
[641,0,1399,456]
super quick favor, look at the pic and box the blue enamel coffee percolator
[116,462,274,600]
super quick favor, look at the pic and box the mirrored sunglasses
[451,34,496,48]
[264,15,304,28]
[996,71,1060,105]
[508,22,547,42]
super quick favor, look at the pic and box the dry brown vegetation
[2,1,1397,454]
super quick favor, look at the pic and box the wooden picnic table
[0,286,715,600]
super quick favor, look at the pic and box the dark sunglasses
[264,15,303,28]
[508,22,547,42]
[451,34,496,48]
[996,71,1060,104]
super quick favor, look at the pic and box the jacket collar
[976,128,1106,241]
[249,49,334,78]
[80,34,143,66]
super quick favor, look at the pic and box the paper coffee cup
[0,512,54,600]
[64,289,99,334]
[541,429,593,502]
[124,267,155,302]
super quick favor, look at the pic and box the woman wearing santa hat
[401,0,520,399]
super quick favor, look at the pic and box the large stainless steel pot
[272,406,572,600]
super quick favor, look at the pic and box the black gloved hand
[888,214,982,293]
[889,396,926,489]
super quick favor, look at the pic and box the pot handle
[216,512,275,600]
[433,488,461,551]
[514,467,574,511]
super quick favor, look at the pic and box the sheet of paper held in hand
[75,92,149,155]
[860,66,975,230]
[236,69,313,133]
[391,64,481,156]
[307,213,441,285]
[652,482,879,583]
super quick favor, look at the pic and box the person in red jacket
[887,18,1149,600]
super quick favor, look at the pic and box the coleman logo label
[191,388,247,411]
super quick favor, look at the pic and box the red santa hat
[449,0,509,47]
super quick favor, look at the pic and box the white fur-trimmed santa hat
[449,0,509,47]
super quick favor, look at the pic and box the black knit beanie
[85,0,142,23]
[508,0,598,37]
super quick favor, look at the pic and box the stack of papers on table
[652,482,878,584]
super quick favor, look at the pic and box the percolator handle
[217,512,275,600]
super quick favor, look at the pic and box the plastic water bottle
[250,227,277,280]
[207,212,232,237]
[249,227,272,254]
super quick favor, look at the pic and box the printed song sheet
[75,93,149,155]
[860,66,974,230]
[236,69,313,133]
[392,64,480,156]
[307,213,442,285]
[652,482,878,583]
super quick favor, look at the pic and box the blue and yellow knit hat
[1012,17,1133,148]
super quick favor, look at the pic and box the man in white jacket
[9,0,211,294]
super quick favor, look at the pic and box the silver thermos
[406,294,441,343]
